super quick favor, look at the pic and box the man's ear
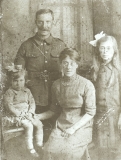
[34,27,38,33]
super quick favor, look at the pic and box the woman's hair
[11,69,26,80]
[59,48,81,65]
[92,35,120,81]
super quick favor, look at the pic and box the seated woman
[36,48,96,160]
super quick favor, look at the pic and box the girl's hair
[11,69,26,80]
[92,35,120,81]
[59,48,81,65]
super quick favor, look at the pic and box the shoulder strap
[32,39,47,59]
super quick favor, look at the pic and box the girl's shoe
[29,148,39,157]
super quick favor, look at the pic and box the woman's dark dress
[42,74,96,160]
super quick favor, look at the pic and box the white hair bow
[6,63,22,72]
[89,31,105,47]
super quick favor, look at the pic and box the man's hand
[34,114,43,120]
[16,117,23,126]
[24,112,33,121]
[25,113,43,126]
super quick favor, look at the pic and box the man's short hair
[36,9,54,20]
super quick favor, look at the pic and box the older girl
[90,32,121,160]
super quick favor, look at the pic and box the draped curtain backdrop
[1,0,121,157]
[1,0,121,96]
[1,0,121,89]
[93,0,121,61]
[1,0,93,73]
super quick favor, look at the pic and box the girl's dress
[3,87,43,149]
[3,87,36,126]
[42,74,96,160]
[94,62,121,154]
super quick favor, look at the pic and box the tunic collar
[44,35,53,44]
[34,33,53,44]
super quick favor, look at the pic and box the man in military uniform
[14,9,66,114]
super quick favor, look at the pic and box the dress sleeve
[27,89,36,114]
[50,82,61,114]
[3,90,21,116]
[14,43,26,68]
[83,80,96,116]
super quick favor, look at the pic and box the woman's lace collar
[61,74,77,86]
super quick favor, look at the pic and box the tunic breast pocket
[26,51,44,70]
[26,51,40,58]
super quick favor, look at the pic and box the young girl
[90,32,121,160]
[3,64,43,157]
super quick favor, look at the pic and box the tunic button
[45,61,47,63]
[44,70,47,72]
[45,51,48,54]
[44,42,46,45]
[41,43,43,45]
[45,79,47,82]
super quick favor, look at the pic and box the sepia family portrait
[0,0,121,160]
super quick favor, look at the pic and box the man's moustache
[41,29,49,31]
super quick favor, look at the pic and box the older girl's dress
[94,62,121,159]
[42,74,96,160]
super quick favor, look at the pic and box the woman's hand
[64,127,76,135]
[61,127,76,137]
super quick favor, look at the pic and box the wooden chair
[2,126,24,142]
[2,118,52,142]
[2,113,94,160]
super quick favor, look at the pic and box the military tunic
[14,33,66,106]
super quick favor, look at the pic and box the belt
[28,71,60,80]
